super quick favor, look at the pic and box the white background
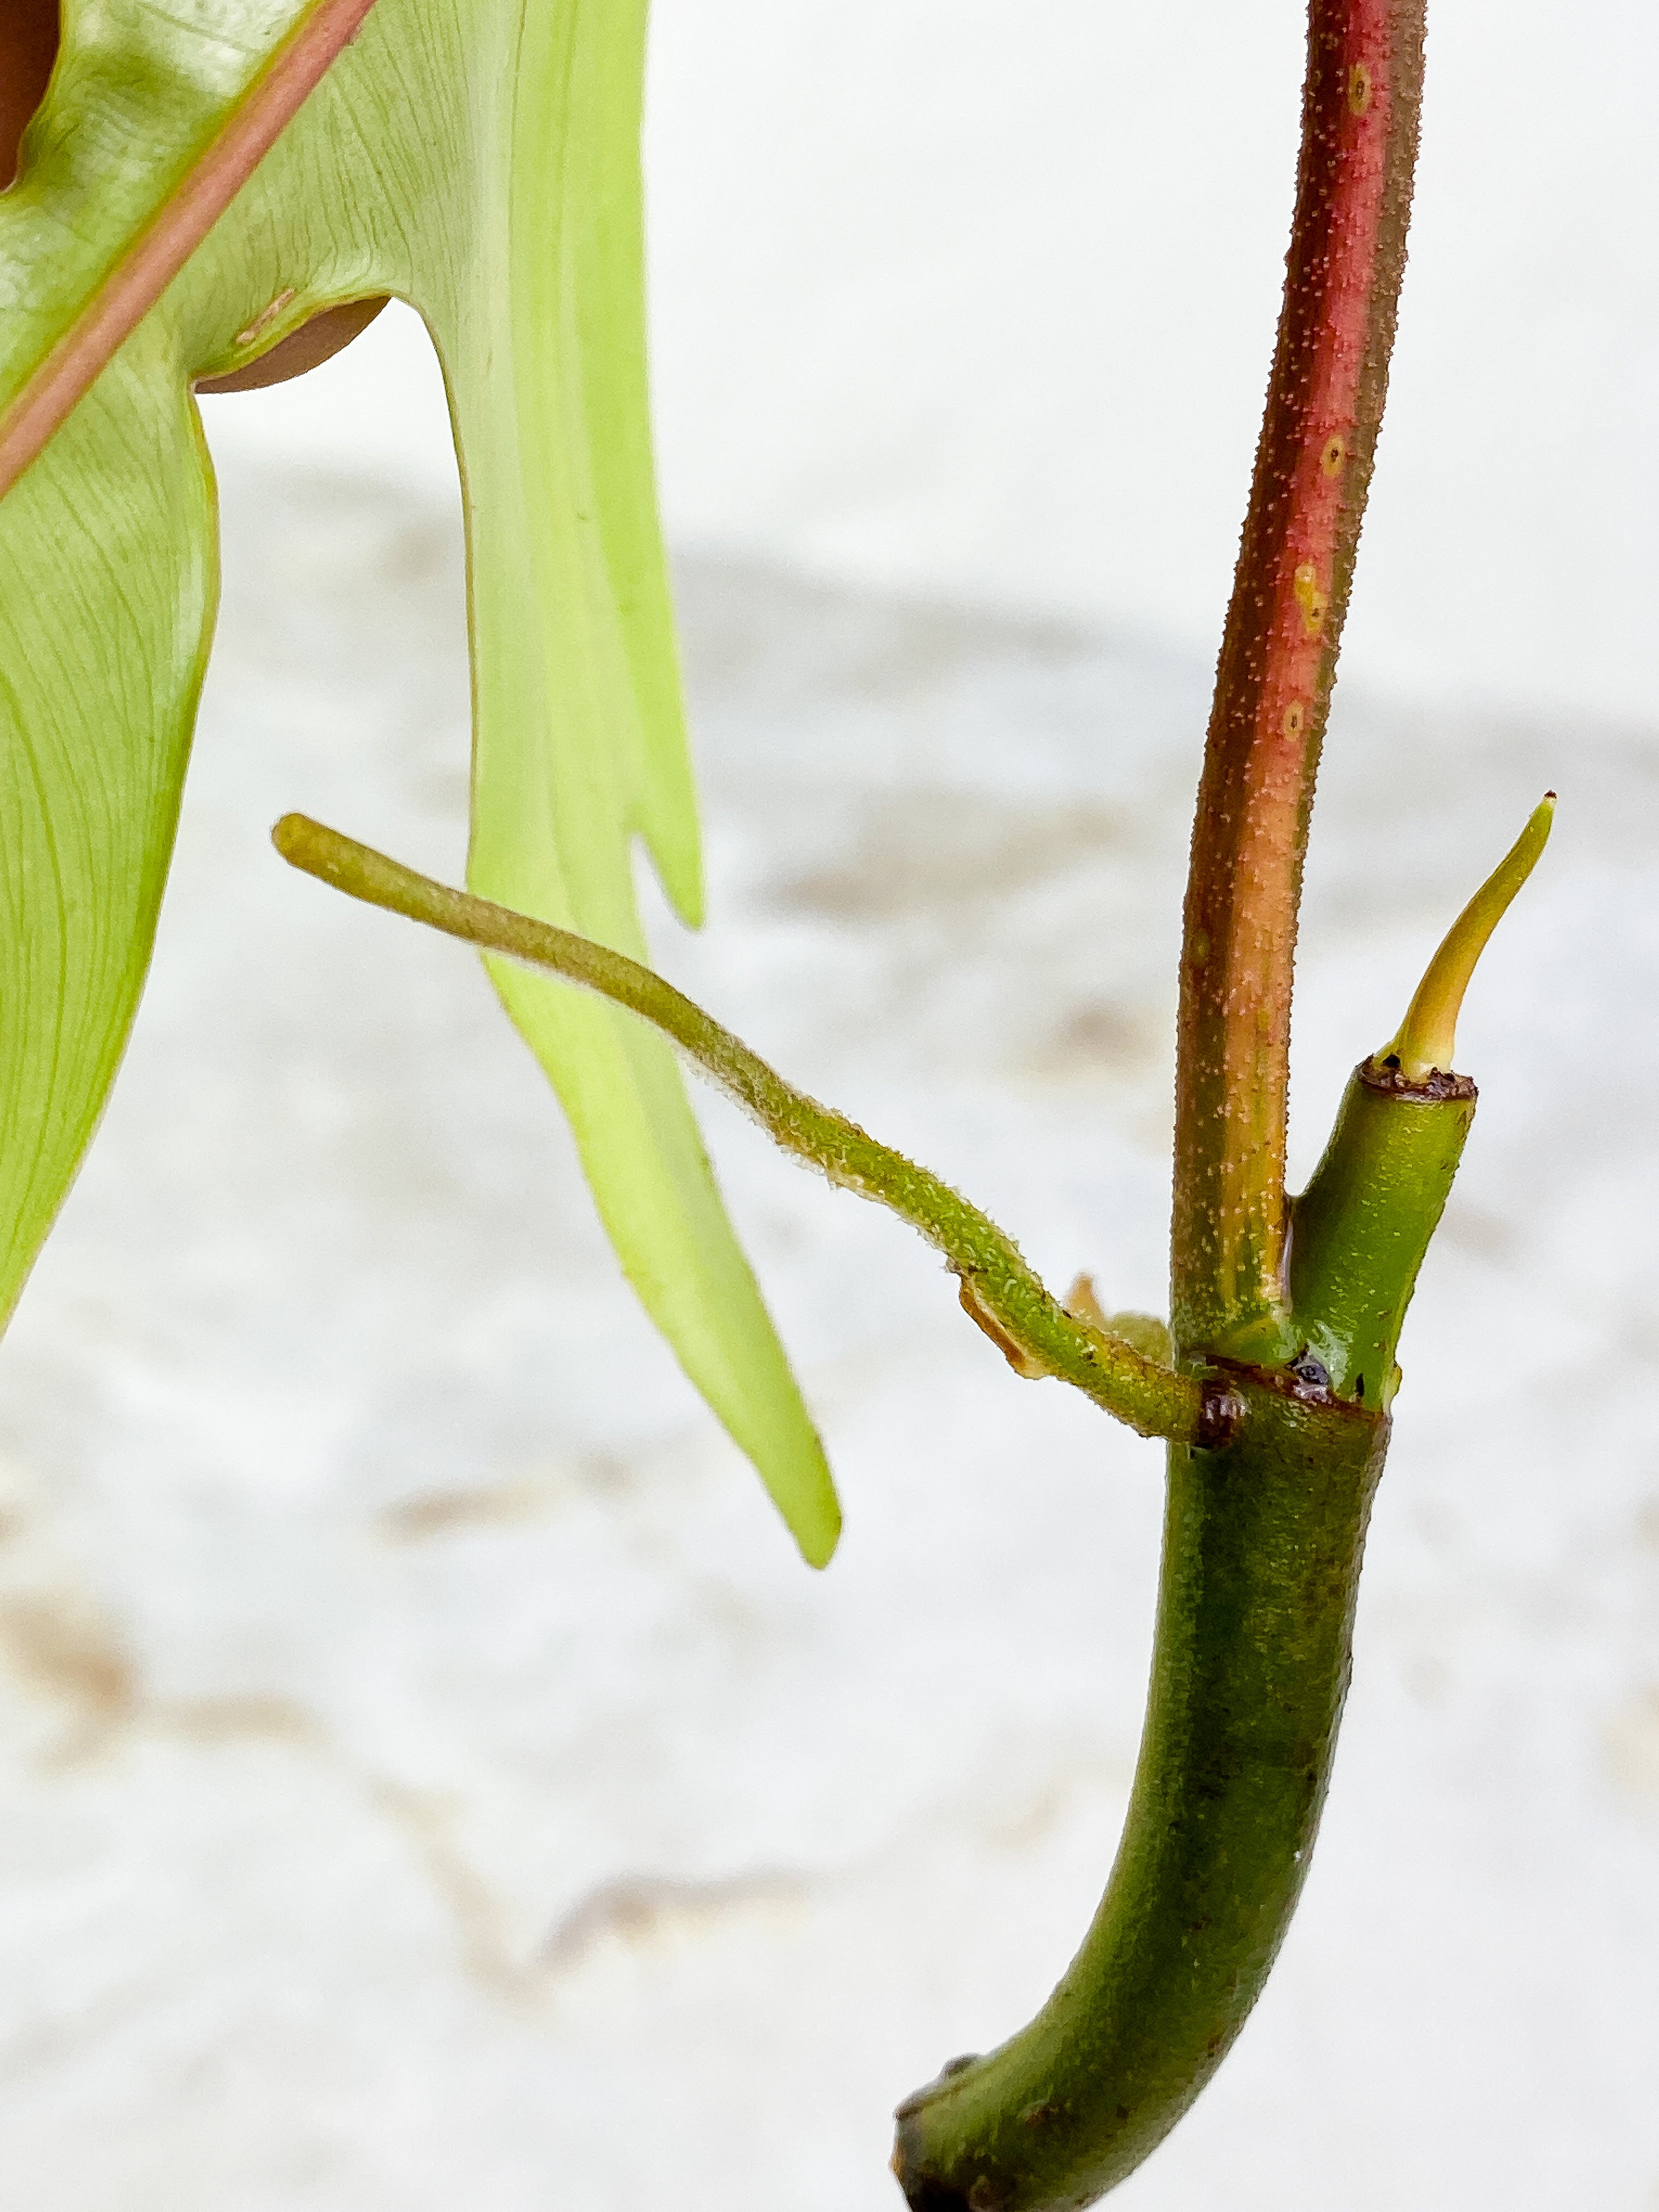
[5,470,1658,2209]
[216,0,1659,726]
[4,3,1657,2205]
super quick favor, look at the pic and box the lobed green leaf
[0,0,840,1563]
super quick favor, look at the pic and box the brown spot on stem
[957,1276,1047,1379]
[1321,433,1347,475]
[1348,61,1374,114]
[1359,1054,1477,1102]
[1197,1380,1248,1451]
[1293,561,1329,637]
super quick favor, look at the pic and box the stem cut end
[1384,793,1554,1081]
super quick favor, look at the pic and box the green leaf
[0,0,381,501]
[0,318,216,1319]
[0,0,840,1565]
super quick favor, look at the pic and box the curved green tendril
[272,813,1209,1447]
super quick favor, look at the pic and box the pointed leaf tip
[796,1485,843,1570]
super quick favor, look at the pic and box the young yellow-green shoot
[1384,794,1555,1081]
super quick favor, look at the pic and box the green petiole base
[893,1377,1386,2212]
[894,1058,1475,2210]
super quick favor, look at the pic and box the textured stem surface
[1288,1059,1475,1404]
[1172,0,1425,1353]
[273,814,1210,1445]
[894,1381,1387,2211]
[895,6,1430,2204]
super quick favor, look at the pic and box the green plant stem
[1172,0,1425,1357]
[893,984,1502,2212]
[1287,797,1554,1401]
[272,813,1213,1447]
[893,1376,1386,2212]
[892,891,1546,2211]
[895,4,1432,2204]
[1287,1058,1475,1404]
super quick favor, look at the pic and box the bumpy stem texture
[894,1037,1480,2212]
[1288,1060,1474,1404]
[273,814,1210,1445]
[1172,0,1425,1352]
[894,1381,1387,2212]
[896,4,1431,2204]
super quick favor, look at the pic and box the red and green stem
[893,7,1434,2206]
[1173,0,1425,1357]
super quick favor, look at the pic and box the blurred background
[2,0,1657,2205]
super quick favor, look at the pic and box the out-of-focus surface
[0,450,1654,2207]
[205,0,1659,724]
